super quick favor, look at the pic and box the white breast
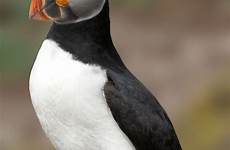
[29,40,135,150]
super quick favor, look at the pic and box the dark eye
[44,0,61,18]
[55,6,79,23]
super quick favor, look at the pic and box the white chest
[29,40,134,150]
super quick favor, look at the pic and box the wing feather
[104,70,182,150]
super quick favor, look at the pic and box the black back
[47,1,182,150]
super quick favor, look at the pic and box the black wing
[104,70,182,150]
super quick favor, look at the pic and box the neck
[46,1,124,68]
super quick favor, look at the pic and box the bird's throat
[46,1,124,68]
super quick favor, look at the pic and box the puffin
[29,0,182,150]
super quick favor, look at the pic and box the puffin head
[29,0,106,24]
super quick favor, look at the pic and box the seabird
[29,0,182,149]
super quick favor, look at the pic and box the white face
[68,0,106,23]
[29,0,106,24]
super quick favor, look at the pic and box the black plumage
[47,1,182,150]
[105,70,181,150]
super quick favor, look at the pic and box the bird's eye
[56,0,69,7]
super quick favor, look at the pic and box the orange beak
[29,0,49,20]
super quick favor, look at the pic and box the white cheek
[69,0,106,22]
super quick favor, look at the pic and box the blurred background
[1,0,230,150]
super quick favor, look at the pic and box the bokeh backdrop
[1,0,230,150]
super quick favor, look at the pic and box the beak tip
[29,13,35,20]
[28,15,33,20]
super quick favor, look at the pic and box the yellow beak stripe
[56,0,69,7]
